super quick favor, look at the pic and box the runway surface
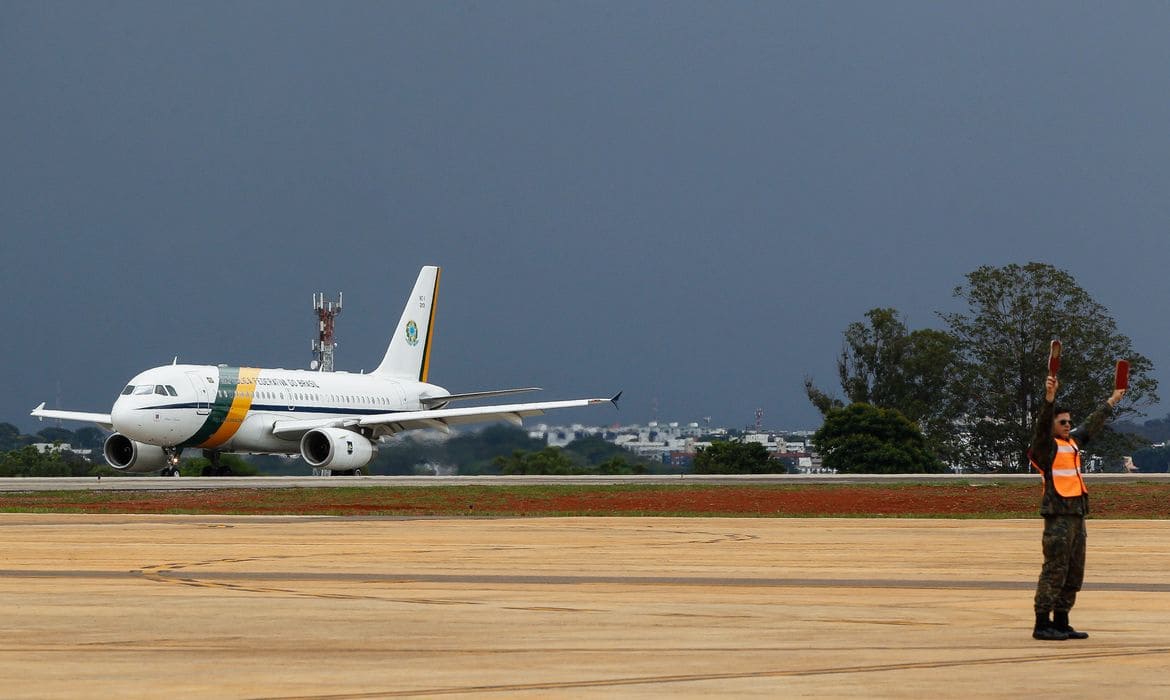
[1,515,1169,698]
[4,472,1170,491]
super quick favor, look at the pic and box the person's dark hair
[1054,406,1070,417]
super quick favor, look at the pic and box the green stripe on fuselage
[179,366,238,448]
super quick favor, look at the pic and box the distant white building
[30,443,93,457]
[526,418,820,466]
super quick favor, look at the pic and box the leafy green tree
[73,428,107,450]
[806,308,966,463]
[941,263,1157,470]
[36,427,75,445]
[594,456,647,475]
[1115,413,1170,443]
[1131,445,1170,473]
[0,445,92,477]
[692,440,777,474]
[813,403,945,474]
[448,425,545,473]
[493,447,581,475]
[0,423,23,452]
[563,435,648,468]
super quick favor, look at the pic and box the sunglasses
[1057,419,1073,426]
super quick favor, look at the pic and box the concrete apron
[0,515,1167,699]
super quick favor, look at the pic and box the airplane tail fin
[374,266,441,381]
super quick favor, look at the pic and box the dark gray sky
[4,2,1169,434]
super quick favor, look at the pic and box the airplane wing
[271,394,620,440]
[30,403,114,431]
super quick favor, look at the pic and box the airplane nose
[110,399,133,433]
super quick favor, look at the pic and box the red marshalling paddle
[1115,359,1130,391]
[1048,339,1062,377]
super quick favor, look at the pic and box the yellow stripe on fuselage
[202,367,260,448]
[420,267,440,383]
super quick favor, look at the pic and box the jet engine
[103,433,170,473]
[300,428,376,471]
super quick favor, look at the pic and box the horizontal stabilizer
[419,387,541,407]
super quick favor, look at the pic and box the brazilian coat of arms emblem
[405,320,420,347]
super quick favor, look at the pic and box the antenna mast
[311,292,343,372]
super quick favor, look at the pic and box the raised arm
[1074,387,1126,448]
[1030,375,1058,457]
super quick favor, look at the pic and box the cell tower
[755,408,764,432]
[311,292,343,372]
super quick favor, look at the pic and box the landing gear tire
[353,468,362,476]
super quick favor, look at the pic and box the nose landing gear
[161,447,183,477]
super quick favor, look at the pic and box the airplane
[31,266,619,476]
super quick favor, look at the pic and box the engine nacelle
[103,433,169,473]
[300,428,376,470]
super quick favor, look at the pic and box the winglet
[610,391,622,408]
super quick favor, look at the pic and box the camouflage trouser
[1034,514,1086,614]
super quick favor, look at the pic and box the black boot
[1033,611,1068,641]
[1054,611,1089,639]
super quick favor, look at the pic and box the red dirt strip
[2,483,1168,517]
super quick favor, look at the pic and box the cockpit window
[165,385,178,396]
[155,385,168,395]
[121,385,135,395]
[133,385,154,395]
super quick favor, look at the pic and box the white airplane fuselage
[114,364,444,454]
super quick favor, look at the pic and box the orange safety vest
[1031,437,1087,498]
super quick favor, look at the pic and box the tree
[941,263,1157,470]
[692,440,776,474]
[36,427,75,445]
[0,423,23,452]
[0,445,92,477]
[1131,445,1170,473]
[493,447,581,475]
[812,403,945,474]
[806,308,966,463]
[73,428,108,450]
[563,435,648,468]
[448,425,546,473]
[1115,413,1170,443]
[594,456,646,475]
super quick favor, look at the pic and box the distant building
[529,419,820,468]
[30,443,93,458]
